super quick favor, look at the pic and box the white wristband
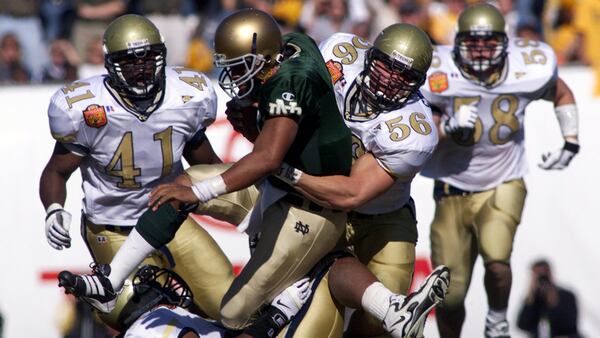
[277,163,304,185]
[555,104,579,138]
[191,175,228,203]
[46,203,64,215]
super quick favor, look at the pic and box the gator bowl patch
[83,104,108,128]
[428,71,449,93]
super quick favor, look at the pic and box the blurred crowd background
[1,0,599,95]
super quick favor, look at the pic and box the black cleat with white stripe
[58,264,117,313]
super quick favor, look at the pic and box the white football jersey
[48,67,217,225]
[124,305,226,338]
[320,33,438,214]
[420,39,557,191]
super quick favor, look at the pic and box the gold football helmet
[103,14,166,115]
[98,265,193,331]
[361,23,433,111]
[452,4,508,87]
[213,9,283,98]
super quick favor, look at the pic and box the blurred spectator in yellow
[0,33,30,84]
[543,0,580,65]
[186,23,214,74]
[0,0,48,81]
[272,0,304,29]
[78,35,106,79]
[42,40,80,83]
[71,0,126,60]
[573,0,600,96]
[428,0,466,45]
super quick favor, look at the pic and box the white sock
[487,308,507,323]
[108,228,155,290]
[361,282,404,322]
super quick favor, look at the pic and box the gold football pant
[82,216,233,320]
[186,164,347,330]
[430,179,527,309]
[345,201,418,336]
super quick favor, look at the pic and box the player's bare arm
[39,142,83,249]
[222,115,298,189]
[293,153,395,211]
[39,142,82,208]
[183,137,222,165]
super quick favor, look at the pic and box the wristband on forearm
[243,305,288,338]
[276,163,303,186]
[555,104,579,138]
[563,140,580,154]
[190,175,227,203]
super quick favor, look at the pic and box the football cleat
[484,318,510,338]
[58,264,117,313]
[383,265,450,338]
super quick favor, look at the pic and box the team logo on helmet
[428,71,449,93]
[83,104,108,128]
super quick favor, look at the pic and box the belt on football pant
[348,197,416,220]
[282,193,342,213]
[434,180,482,200]
[83,215,132,233]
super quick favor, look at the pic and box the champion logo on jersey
[428,71,449,93]
[105,105,114,112]
[83,104,108,128]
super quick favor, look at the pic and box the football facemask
[361,48,427,112]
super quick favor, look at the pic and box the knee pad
[136,204,187,249]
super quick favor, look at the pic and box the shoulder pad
[47,78,104,143]
[503,39,557,94]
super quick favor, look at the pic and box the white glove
[271,277,312,320]
[45,203,72,250]
[444,104,478,134]
[538,142,579,170]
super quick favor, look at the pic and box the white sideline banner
[0,67,598,338]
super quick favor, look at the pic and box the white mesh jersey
[421,39,557,191]
[124,305,226,338]
[48,66,217,225]
[320,33,439,214]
